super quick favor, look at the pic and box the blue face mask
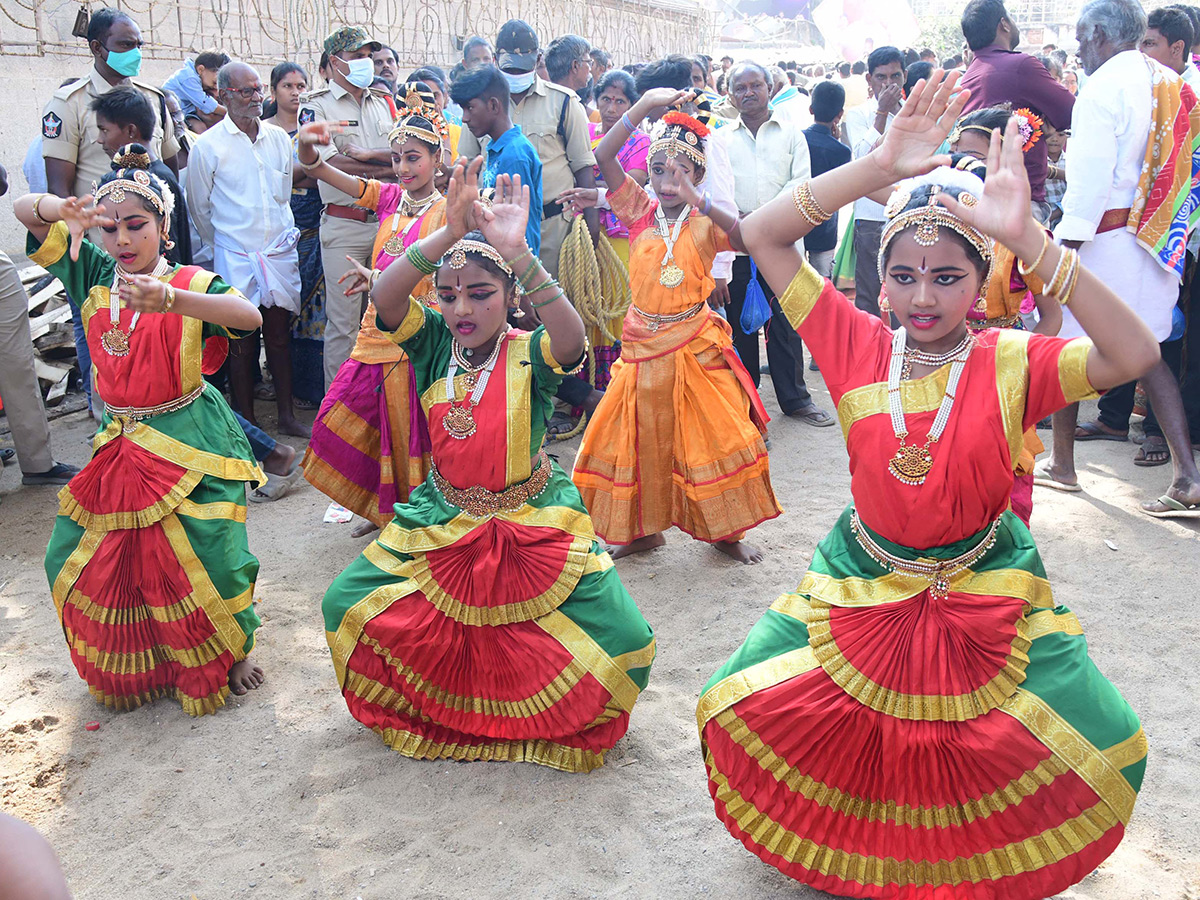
[105,46,142,77]
[340,56,375,90]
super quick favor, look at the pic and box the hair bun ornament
[884,188,911,220]
[663,110,709,139]
[1013,108,1044,153]
[112,143,152,171]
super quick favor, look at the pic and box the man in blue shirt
[450,64,543,257]
[161,50,229,133]
[802,80,851,279]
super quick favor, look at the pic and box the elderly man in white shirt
[187,62,309,438]
[713,62,832,426]
[1039,0,1200,517]
[842,46,905,317]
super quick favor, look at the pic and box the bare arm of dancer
[594,87,692,197]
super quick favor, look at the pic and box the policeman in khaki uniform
[41,8,179,206]
[457,19,598,278]
[299,26,397,388]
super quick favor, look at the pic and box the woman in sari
[698,71,1154,899]
[15,149,267,715]
[321,160,654,771]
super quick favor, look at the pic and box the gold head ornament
[878,185,992,285]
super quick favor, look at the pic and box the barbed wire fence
[1,0,718,72]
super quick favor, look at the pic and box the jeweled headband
[388,83,450,149]
[444,239,514,277]
[648,111,709,170]
[878,184,994,285]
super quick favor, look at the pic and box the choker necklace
[442,327,508,439]
[887,327,974,485]
[654,205,691,288]
[103,257,171,357]
[901,331,974,379]
[383,190,442,258]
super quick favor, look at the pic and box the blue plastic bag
[740,259,772,333]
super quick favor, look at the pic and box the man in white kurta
[1040,0,1200,517]
[187,62,309,438]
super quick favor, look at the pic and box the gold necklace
[382,191,442,258]
[441,328,508,440]
[654,205,691,288]
[103,257,171,357]
[901,331,974,379]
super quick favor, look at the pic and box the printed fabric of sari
[573,175,780,545]
[30,222,265,716]
[698,263,1145,899]
[321,296,655,771]
[302,181,444,526]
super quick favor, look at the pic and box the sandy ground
[1,375,1199,900]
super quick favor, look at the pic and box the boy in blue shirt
[450,64,542,257]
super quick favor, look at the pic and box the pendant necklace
[886,326,974,485]
[102,257,171,357]
[655,204,691,288]
[442,326,508,440]
[382,191,441,258]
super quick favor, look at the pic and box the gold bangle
[368,268,382,292]
[161,283,176,313]
[1017,230,1049,276]
[1045,246,1072,298]
[1057,250,1081,306]
[298,155,323,170]
[31,194,51,226]
[792,181,832,226]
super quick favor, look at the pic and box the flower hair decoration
[1012,108,1044,153]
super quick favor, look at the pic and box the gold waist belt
[432,450,551,517]
[107,382,206,428]
[631,300,706,332]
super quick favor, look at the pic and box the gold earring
[880,297,892,314]
[973,294,987,313]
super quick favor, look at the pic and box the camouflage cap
[324,26,382,57]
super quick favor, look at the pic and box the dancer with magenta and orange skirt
[321,160,654,771]
[299,83,450,536]
[572,88,780,565]
[697,71,1152,898]
[15,150,267,715]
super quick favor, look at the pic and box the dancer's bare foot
[262,442,296,477]
[609,533,666,559]
[715,539,764,565]
[350,518,379,538]
[228,659,264,695]
[277,416,312,439]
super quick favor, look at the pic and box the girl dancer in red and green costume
[697,71,1154,899]
[321,159,654,771]
[15,148,266,715]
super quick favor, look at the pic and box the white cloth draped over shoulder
[1054,50,1179,341]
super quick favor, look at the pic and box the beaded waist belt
[631,300,706,333]
[431,450,551,517]
[849,509,1000,601]
[107,382,207,428]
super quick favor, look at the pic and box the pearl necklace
[901,331,974,379]
[886,326,974,485]
[102,257,172,357]
[441,327,508,440]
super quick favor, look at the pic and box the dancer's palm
[872,70,969,181]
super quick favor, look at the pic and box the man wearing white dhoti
[187,61,310,438]
[1038,0,1200,518]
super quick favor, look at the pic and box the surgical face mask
[105,46,142,77]
[504,70,536,93]
[338,56,376,89]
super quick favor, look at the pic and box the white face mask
[504,70,536,93]
[339,56,376,89]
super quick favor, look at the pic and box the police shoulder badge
[298,108,316,126]
[42,111,63,140]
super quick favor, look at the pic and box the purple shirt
[960,46,1075,202]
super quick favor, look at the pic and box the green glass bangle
[406,242,438,275]
[525,275,558,295]
[532,288,566,310]
[517,257,541,289]
[504,248,534,269]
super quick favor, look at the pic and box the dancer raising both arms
[298,83,452,537]
[572,87,780,565]
[321,159,655,771]
[697,71,1154,899]
[15,148,267,715]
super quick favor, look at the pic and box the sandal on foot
[1074,420,1128,442]
[0,448,13,465]
[1032,461,1082,492]
[787,404,836,427]
[1133,437,1170,467]
[546,411,578,436]
[1141,494,1200,518]
[248,465,302,503]
[21,462,81,485]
